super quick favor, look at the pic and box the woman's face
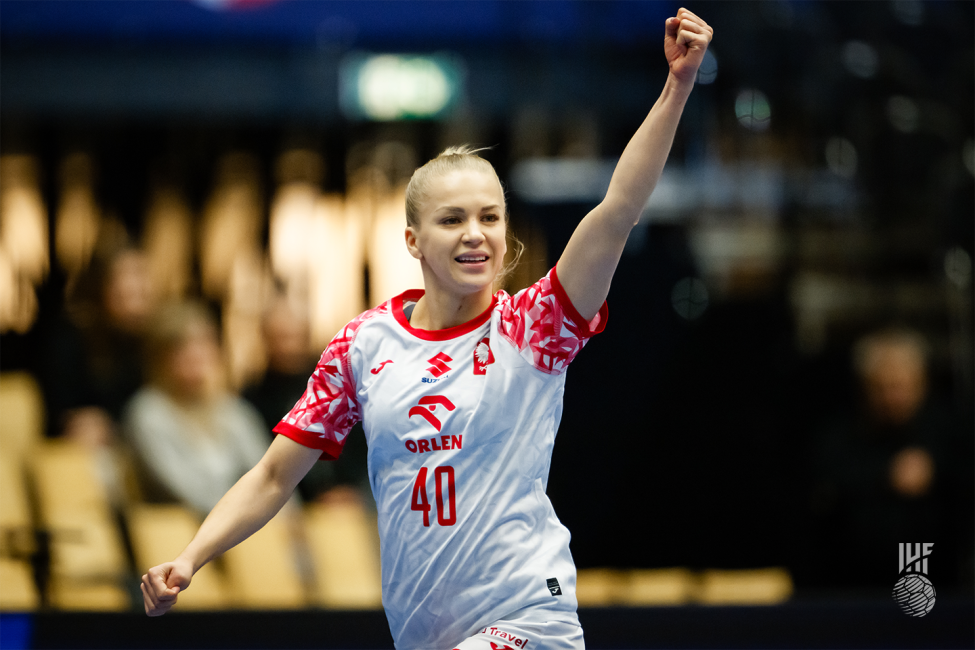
[104,250,153,333]
[405,169,507,298]
[168,320,221,400]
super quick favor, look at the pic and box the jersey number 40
[411,465,456,527]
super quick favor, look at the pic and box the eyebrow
[436,205,502,215]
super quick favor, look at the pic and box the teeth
[458,256,488,262]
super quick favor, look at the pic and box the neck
[410,284,494,331]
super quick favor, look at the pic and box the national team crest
[473,337,495,375]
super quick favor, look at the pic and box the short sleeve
[497,266,608,374]
[273,322,363,460]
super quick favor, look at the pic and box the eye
[440,216,461,225]
[481,213,500,223]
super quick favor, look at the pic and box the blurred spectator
[123,301,269,517]
[41,243,154,445]
[807,327,971,591]
[242,296,316,432]
[243,296,371,505]
[35,241,155,507]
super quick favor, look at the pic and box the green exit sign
[339,53,465,121]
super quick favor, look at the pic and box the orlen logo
[408,395,456,432]
[426,352,452,377]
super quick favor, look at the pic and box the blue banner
[0,0,674,48]
[0,614,33,650]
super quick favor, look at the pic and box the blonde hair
[405,145,502,228]
[405,145,524,287]
[144,301,220,389]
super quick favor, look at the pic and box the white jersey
[274,267,607,649]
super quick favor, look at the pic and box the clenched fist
[141,558,193,616]
[665,8,714,87]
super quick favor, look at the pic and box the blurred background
[0,0,972,647]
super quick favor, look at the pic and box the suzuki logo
[408,395,456,432]
[426,352,453,377]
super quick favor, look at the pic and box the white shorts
[452,619,585,650]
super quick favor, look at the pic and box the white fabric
[452,618,585,650]
[276,268,605,649]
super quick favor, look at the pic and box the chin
[451,280,492,296]
[453,269,499,291]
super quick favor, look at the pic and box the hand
[664,8,713,87]
[141,558,193,616]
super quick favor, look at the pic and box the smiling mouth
[455,255,489,264]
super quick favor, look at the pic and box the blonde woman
[142,10,712,649]
[124,301,268,517]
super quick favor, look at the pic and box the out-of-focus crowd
[804,327,973,591]
[2,231,967,612]
[0,139,970,610]
[0,230,378,612]
[41,242,367,513]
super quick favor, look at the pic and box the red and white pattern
[274,301,388,459]
[274,267,606,649]
[498,269,606,374]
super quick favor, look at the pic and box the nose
[461,217,484,244]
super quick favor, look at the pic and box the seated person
[44,245,155,446]
[808,327,969,590]
[40,244,156,506]
[123,301,269,518]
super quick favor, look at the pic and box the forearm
[601,74,694,224]
[175,461,293,573]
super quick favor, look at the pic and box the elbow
[594,200,644,238]
[252,458,295,503]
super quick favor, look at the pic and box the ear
[405,226,422,260]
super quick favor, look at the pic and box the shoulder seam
[341,299,391,393]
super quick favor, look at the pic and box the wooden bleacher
[129,504,313,611]
[0,372,43,611]
[221,507,308,609]
[31,440,130,610]
[576,566,793,606]
[0,450,39,611]
[127,504,229,610]
[0,372,44,465]
[304,500,383,609]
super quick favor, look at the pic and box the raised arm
[140,435,320,616]
[556,8,712,321]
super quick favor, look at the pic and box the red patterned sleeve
[497,266,608,374]
[273,306,383,459]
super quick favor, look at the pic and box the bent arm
[556,81,691,320]
[141,435,320,615]
[557,9,712,321]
